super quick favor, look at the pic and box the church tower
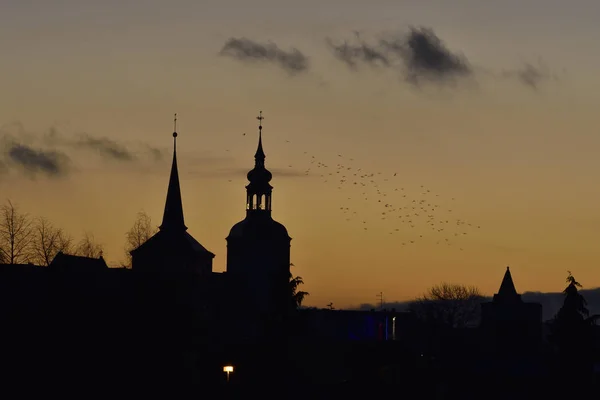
[226,112,292,340]
[481,267,542,355]
[131,115,215,276]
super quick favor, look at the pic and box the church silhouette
[1,113,596,393]
[131,111,293,345]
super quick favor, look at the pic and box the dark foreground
[3,327,598,399]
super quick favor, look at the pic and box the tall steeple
[494,266,521,303]
[246,111,273,215]
[160,114,187,231]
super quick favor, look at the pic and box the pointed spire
[495,266,521,303]
[160,114,187,232]
[254,111,266,164]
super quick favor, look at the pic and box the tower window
[247,193,272,211]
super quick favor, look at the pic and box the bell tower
[226,111,292,342]
[245,111,273,214]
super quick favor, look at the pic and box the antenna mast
[377,292,384,310]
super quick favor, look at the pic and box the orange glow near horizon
[1,1,600,309]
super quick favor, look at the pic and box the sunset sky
[1,0,600,308]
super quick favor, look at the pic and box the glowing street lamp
[223,365,234,382]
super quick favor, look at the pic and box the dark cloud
[501,62,554,90]
[327,26,472,86]
[0,130,70,178]
[0,125,171,180]
[219,37,310,74]
[6,143,70,177]
[394,27,471,84]
[72,133,135,161]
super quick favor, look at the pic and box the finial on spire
[173,113,178,138]
[256,110,264,130]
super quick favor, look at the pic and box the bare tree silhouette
[74,232,104,258]
[30,217,73,266]
[0,200,33,264]
[408,283,484,328]
[122,210,157,268]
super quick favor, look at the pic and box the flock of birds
[224,131,482,251]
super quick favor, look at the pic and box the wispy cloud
[186,165,309,179]
[72,133,134,161]
[326,35,390,70]
[269,167,310,177]
[0,125,169,179]
[219,37,310,74]
[144,144,166,162]
[44,128,138,161]
[501,60,556,90]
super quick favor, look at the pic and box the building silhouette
[131,129,215,277]
[3,113,598,392]
[481,267,543,355]
[226,112,292,341]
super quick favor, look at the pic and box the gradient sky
[1,0,600,309]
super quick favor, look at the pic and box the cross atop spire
[254,110,266,162]
[256,110,264,126]
[172,113,178,151]
[160,114,187,232]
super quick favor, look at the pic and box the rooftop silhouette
[495,266,521,304]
